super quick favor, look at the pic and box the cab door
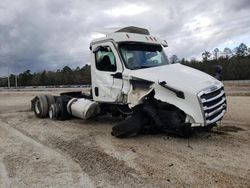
[91,41,123,103]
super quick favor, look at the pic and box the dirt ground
[0,88,249,187]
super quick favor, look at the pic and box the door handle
[111,72,122,79]
[94,87,99,96]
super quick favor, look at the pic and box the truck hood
[128,63,221,94]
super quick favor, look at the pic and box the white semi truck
[32,26,227,137]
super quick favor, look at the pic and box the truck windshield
[119,43,169,70]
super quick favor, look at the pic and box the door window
[95,46,117,72]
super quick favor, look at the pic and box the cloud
[0,0,249,76]
[104,4,150,17]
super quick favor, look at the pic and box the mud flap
[111,112,149,138]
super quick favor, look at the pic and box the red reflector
[126,34,130,38]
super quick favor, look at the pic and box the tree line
[0,65,91,87]
[0,43,249,87]
[172,43,250,80]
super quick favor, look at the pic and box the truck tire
[45,95,56,107]
[158,109,192,137]
[143,101,192,137]
[49,103,58,120]
[34,95,49,118]
[111,112,149,138]
[55,96,72,121]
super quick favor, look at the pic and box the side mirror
[93,46,102,53]
[162,40,168,47]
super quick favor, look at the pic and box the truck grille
[198,86,227,125]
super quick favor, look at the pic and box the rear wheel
[55,96,72,120]
[34,95,49,118]
[49,103,58,120]
[45,95,56,107]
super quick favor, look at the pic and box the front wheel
[111,112,149,138]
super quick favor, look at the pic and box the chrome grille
[198,86,227,125]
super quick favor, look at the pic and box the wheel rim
[35,100,41,114]
[49,107,53,119]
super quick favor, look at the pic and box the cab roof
[91,26,168,47]
[115,26,150,35]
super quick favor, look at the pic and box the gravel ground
[0,89,249,188]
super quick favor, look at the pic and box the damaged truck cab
[90,26,227,131]
[32,26,227,137]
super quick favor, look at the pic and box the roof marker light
[163,40,168,47]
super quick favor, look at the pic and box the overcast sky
[0,0,250,76]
